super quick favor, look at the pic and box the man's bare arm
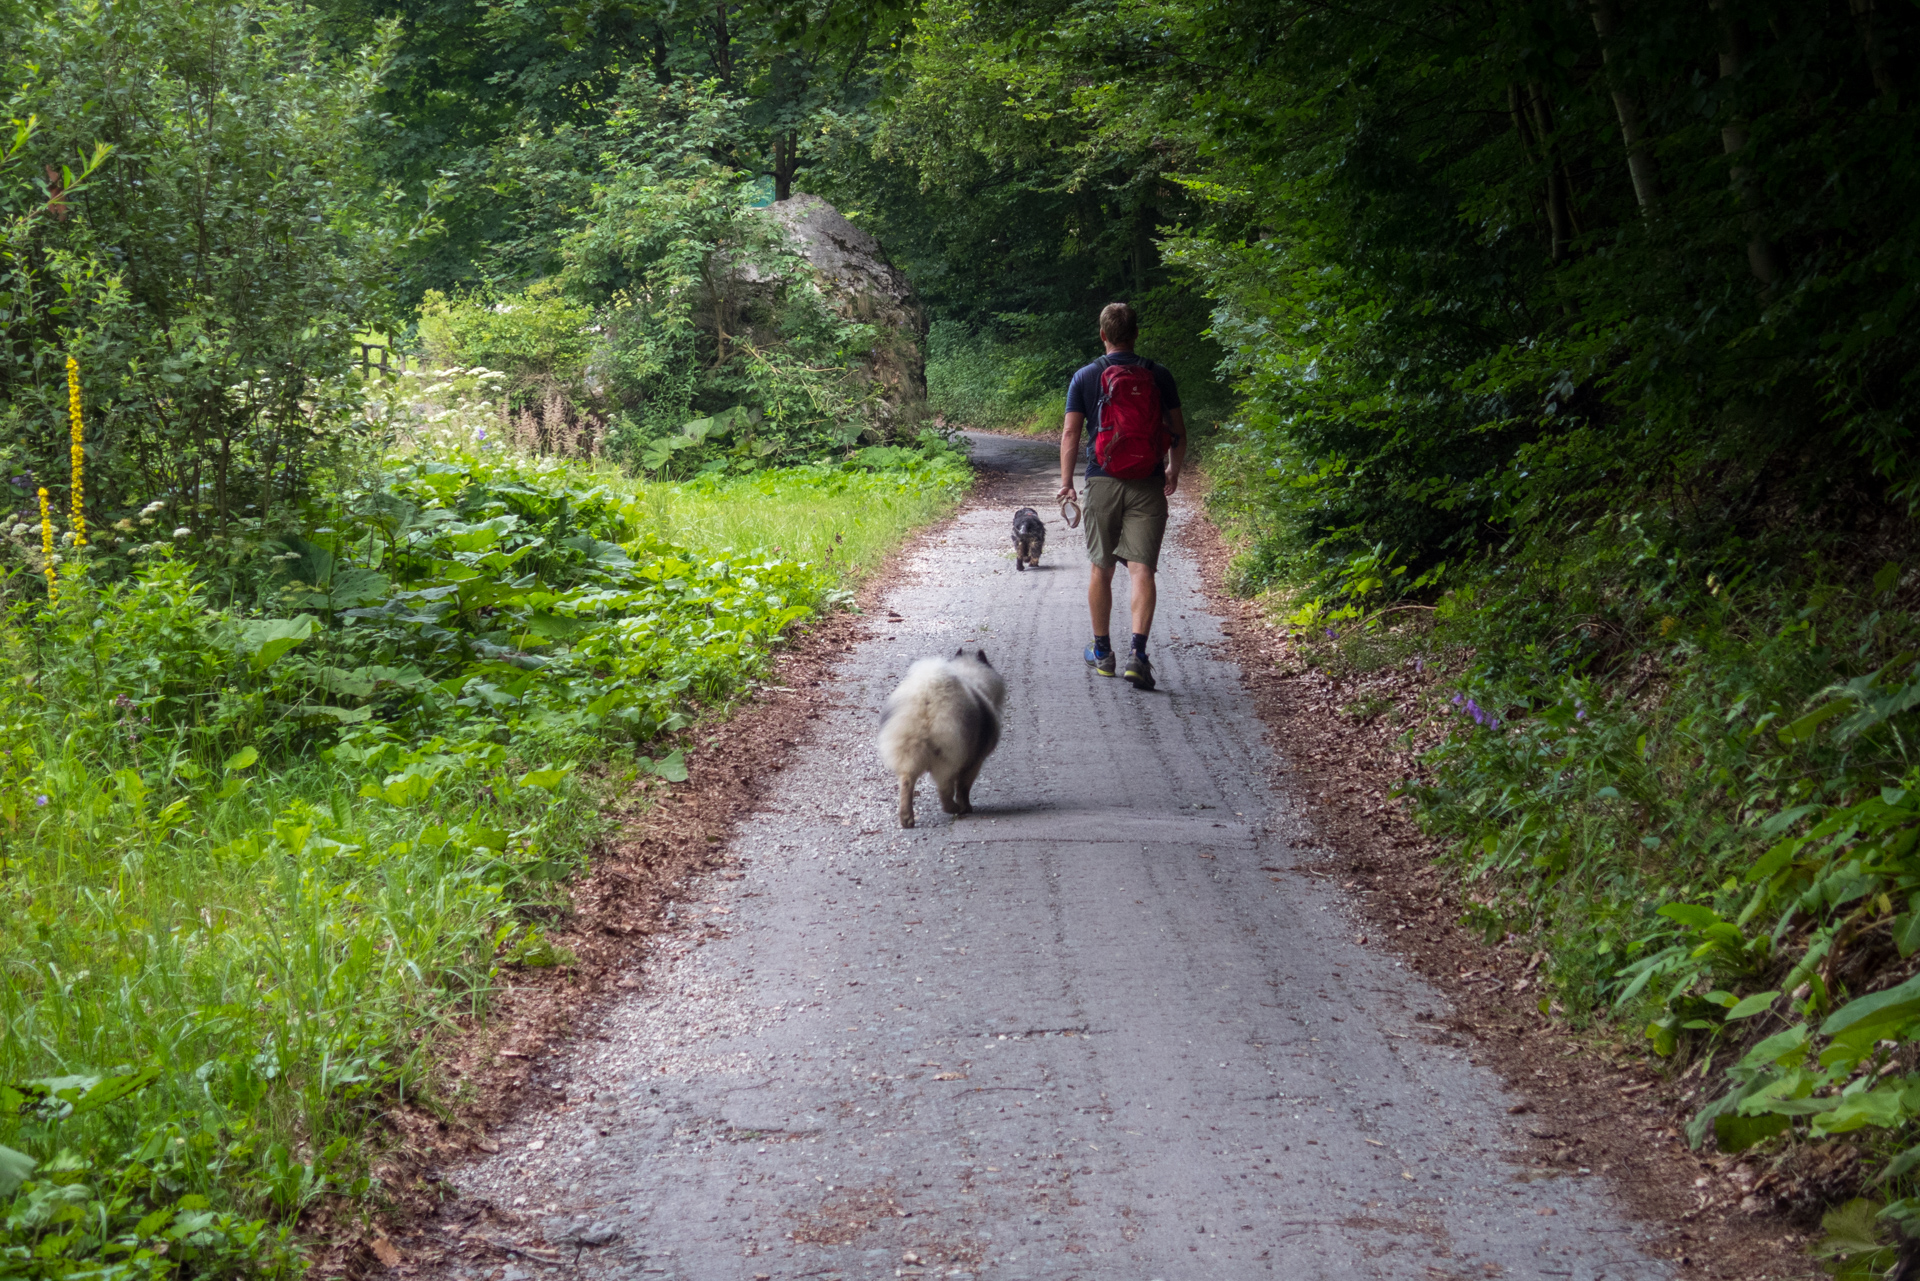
[1059,411,1085,500]
[1164,407,1188,496]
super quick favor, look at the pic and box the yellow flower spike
[65,356,86,550]
[37,488,55,601]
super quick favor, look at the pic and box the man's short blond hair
[1099,302,1139,345]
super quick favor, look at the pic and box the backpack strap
[1092,354,1116,433]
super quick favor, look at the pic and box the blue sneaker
[1085,642,1116,676]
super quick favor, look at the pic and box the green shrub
[418,281,596,409]
[926,316,1085,432]
[1362,516,1920,1258]
[0,0,422,529]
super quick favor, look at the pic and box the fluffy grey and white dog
[877,648,1006,829]
[1011,507,1046,570]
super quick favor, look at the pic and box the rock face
[763,193,926,437]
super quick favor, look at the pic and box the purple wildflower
[34,794,47,807]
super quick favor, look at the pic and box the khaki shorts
[1083,475,1169,571]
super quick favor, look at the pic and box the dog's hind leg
[954,759,984,816]
[897,774,916,829]
[936,774,961,814]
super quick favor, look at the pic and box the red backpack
[1093,356,1170,480]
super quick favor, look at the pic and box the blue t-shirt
[1065,352,1183,481]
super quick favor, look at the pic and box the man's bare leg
[1129,561,1156,638]
[1088,562,1116,637]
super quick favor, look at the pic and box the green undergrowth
[1257,506,1920,1265]
[925,318,1082,433]
[0,437,968,1279]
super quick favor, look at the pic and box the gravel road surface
[440,433,1671,1281]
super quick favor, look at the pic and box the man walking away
[1056,302,1187,691]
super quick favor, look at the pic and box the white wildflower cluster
[368,363,602,464]
[372,364,514,460]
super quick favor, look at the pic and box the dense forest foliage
[7,0,1920,1271]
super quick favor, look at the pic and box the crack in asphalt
[436,433,1672,1280]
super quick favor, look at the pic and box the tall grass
[608,455,961,575]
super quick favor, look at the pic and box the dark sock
[1131,632,1149,655]
[1093,634,1112,655]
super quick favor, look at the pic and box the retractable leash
[1059,495,1081,529]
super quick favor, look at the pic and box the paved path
[444,434,1669,1281]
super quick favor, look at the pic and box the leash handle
[1059,496,1081,530]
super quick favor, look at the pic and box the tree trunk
[712,1,733,88]
[651,23,671,85]
[1526,83,1574,262]
[773,130,798,202]
[1709,0,1782,289]
[1132,203,1154,290]
[1849,0,1895,96]
[1591,0,1659,211]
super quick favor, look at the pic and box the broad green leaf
[647,749,688,783]
[1822,973,1920,1038]
[1645,1018,1677,1057]
[518,768,568,790]
[1896,913,1920,959]
[1727,991,1780,1020]
[1743,1093,1836,1117]
[1812,1198,1889,1260]
[293,704,375,724]
[0,1144,33,1196]
[1813,1085,1911,1134]
[1883,1145,1920,1184]
[1759,803,1821,837]
[1657,903,1721,930]
[1778,700,1846,744]
[237,615,316,671]
[224,746,260,772]
[1736,1024,1809,1073]
[69,1066,161,1114]
[1745,834,1803,883]
[1714,1111,1788,1153]
[360,771,436,807]
[524,612,589,641]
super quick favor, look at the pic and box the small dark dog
[1011,507,1046,570]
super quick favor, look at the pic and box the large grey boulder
[763,194,927,436]
[695,193,927,440]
